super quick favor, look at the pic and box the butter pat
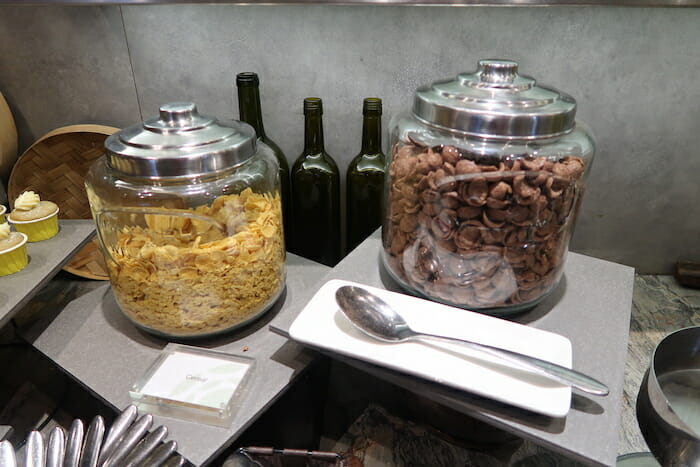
[14,191,41,211]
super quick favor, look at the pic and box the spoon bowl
[335,285,412,342]
[335,285,609,397]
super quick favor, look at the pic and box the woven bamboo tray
[8,124,119,280]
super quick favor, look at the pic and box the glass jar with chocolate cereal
[382,60,594,314]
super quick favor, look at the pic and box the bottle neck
[304,112,325,154]
[237,85,266,138]
[361,113,382,154]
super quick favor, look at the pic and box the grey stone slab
[0,220,95,328]
[118,5,700,274]
[271,230,635,466]
[0,6,140,152]
[26,253,330,466]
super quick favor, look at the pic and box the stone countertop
[272,234,635,467]
[317,273,700,466]
[8,259,699,464]
[0,220,94,329]
[14,253,332,466]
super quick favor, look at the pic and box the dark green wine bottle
[236,72,291,244]
[290,97,341,266]
[347,98,386,253]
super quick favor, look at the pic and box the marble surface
[330,403,577,466]
[618,275,700,456]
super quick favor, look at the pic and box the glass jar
[382,60,595,315]
[85,103,285,338]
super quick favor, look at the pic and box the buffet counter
[9,229,698,466]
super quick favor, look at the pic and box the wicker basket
[8,124,119,280]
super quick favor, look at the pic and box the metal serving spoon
[64,419,84,467]
[0,440,17,467]
[335,285,609,397]
[46,427,66,467]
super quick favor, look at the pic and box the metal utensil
[335,285,609,397]
[123,426,167,467]
[25,431,45,467]
[98,405,137,466]
[101,414,153,467]
[637,326,700,465]
[138,441,177,467]
[46,427,65,467]
[160,455,185,467]
[64,419,84,467]
[0,440,17,467]
[79,415,104,467]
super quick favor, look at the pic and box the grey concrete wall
[0,5,698,273]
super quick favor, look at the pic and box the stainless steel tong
[0,406,185,467]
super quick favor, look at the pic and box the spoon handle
[415,332,609,397]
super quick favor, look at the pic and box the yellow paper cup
[0,232,28,276]
[10,208,60,242]
[0,205,6,223]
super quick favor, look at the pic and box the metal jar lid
[104,102,257,178]
[413,59,577,140]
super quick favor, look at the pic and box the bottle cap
[236,72,259,87]
[303,97,323,115]
[363,98,382,115]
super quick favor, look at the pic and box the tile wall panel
[120,5,700,273]
[1,5,698,272]
[0,6,140,153]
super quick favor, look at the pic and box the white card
[139,351,250,410]
[131,344,254,426]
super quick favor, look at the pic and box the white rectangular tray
[289,279,573,418]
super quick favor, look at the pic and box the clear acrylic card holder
[130,344,255,427]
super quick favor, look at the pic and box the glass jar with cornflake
[85,102,285,338]
[382,60,595,315]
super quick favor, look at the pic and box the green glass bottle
[290,97,341,266]
[236,72,291,244]
[347,98,386,253]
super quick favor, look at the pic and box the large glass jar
[85,103,285,338]
[382,60,595,315]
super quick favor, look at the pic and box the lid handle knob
[478,59,519,85]
[159,102,198,126]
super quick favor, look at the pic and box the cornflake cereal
[107,188,285,337]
